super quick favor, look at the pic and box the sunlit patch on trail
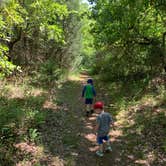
[89,146,98,152]
[84,133,96,142]
[146,151,156,164]
[127,155,134,160]
[30,88,45,97]
[14,142,42,157]
[110,137,116,142]
[47,156,65,166]
[134,159,148,165]
[15,142,65,166]
[16,161,33,166]
[85,124,93,129]
[85,121,93,129]
[43,100,59,110]
[110,130,122,138]
[0,82,46,99]
[86,122,92,125]
[39,155,65,166]
[67,74,92,85]
[88,114,98,121]
[7,86,24,99]
[68,74,88,82]
[15,142,46,165]
[88,116,96,121]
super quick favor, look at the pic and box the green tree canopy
[89,0,166,80]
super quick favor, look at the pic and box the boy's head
[94,101,104,113]
[87,79,93,84]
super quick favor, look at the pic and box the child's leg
[97,136,104,152]
[86,104,90,112]
[90,104,94,114]
[85,99,92,116]
[106,139,111,147]
[90,98,94,114]
[85,104,90,116]
[99,144,104,152]
[104,136,112,151]
[96,136,104,156]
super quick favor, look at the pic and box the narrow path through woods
[39,73,166,166]
[39,73,125,166]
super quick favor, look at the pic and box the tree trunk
[8,27,22,61]
[162,32,166,72]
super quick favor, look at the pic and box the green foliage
[29,0,68,42]
[79,7,96,69]
[1,126,16,143]
[40,60,61,79]
[31,59,63,87]
[0,14,16,77]
[0,0,86,78]
[0,82,47,164]
[98,72,166,163]
[0,0,96,77]
[28,128,39,142]
[0,45,16,77]
[89,0,166,79]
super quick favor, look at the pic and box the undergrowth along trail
[0,73,166,166]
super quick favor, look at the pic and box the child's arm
[94,116,100,134]
[92,86,96,97]
[81,86,86,98]
[111,121,115,130]
[94,124,99,135]
[94,124,99,132]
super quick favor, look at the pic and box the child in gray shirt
[94,101,114,157]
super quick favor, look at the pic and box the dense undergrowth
[0,78,47,165]
[0,71,166,165]
[0,71,80,165]
[96,73,166,165]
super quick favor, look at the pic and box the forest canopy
[0,0,93,78]
[88,0,166,80]
[0,0,166,80]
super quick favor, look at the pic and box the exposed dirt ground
[37,74,166,166]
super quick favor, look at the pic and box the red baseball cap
[94,101,104,109]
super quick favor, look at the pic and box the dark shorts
[85,98,93,104]
[97,135,109,144]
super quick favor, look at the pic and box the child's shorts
[97,135,109,144]
[85,98,93,104]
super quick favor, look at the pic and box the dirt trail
[72,74,123,166]
[39,73,166,166]
[2,73,166,165]
[40,74,127,166]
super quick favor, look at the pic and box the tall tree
[89,0,166,79]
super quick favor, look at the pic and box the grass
[0,79,48,165]
[100,75,166,165]
[0,72,166,165]
[62,134,79,148]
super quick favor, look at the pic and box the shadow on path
[40,74,166,166]
[39,75,122,166]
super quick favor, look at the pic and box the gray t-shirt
[97,112,113,137]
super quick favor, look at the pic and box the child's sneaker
[105,146,112,152]
[96,150,104,157]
